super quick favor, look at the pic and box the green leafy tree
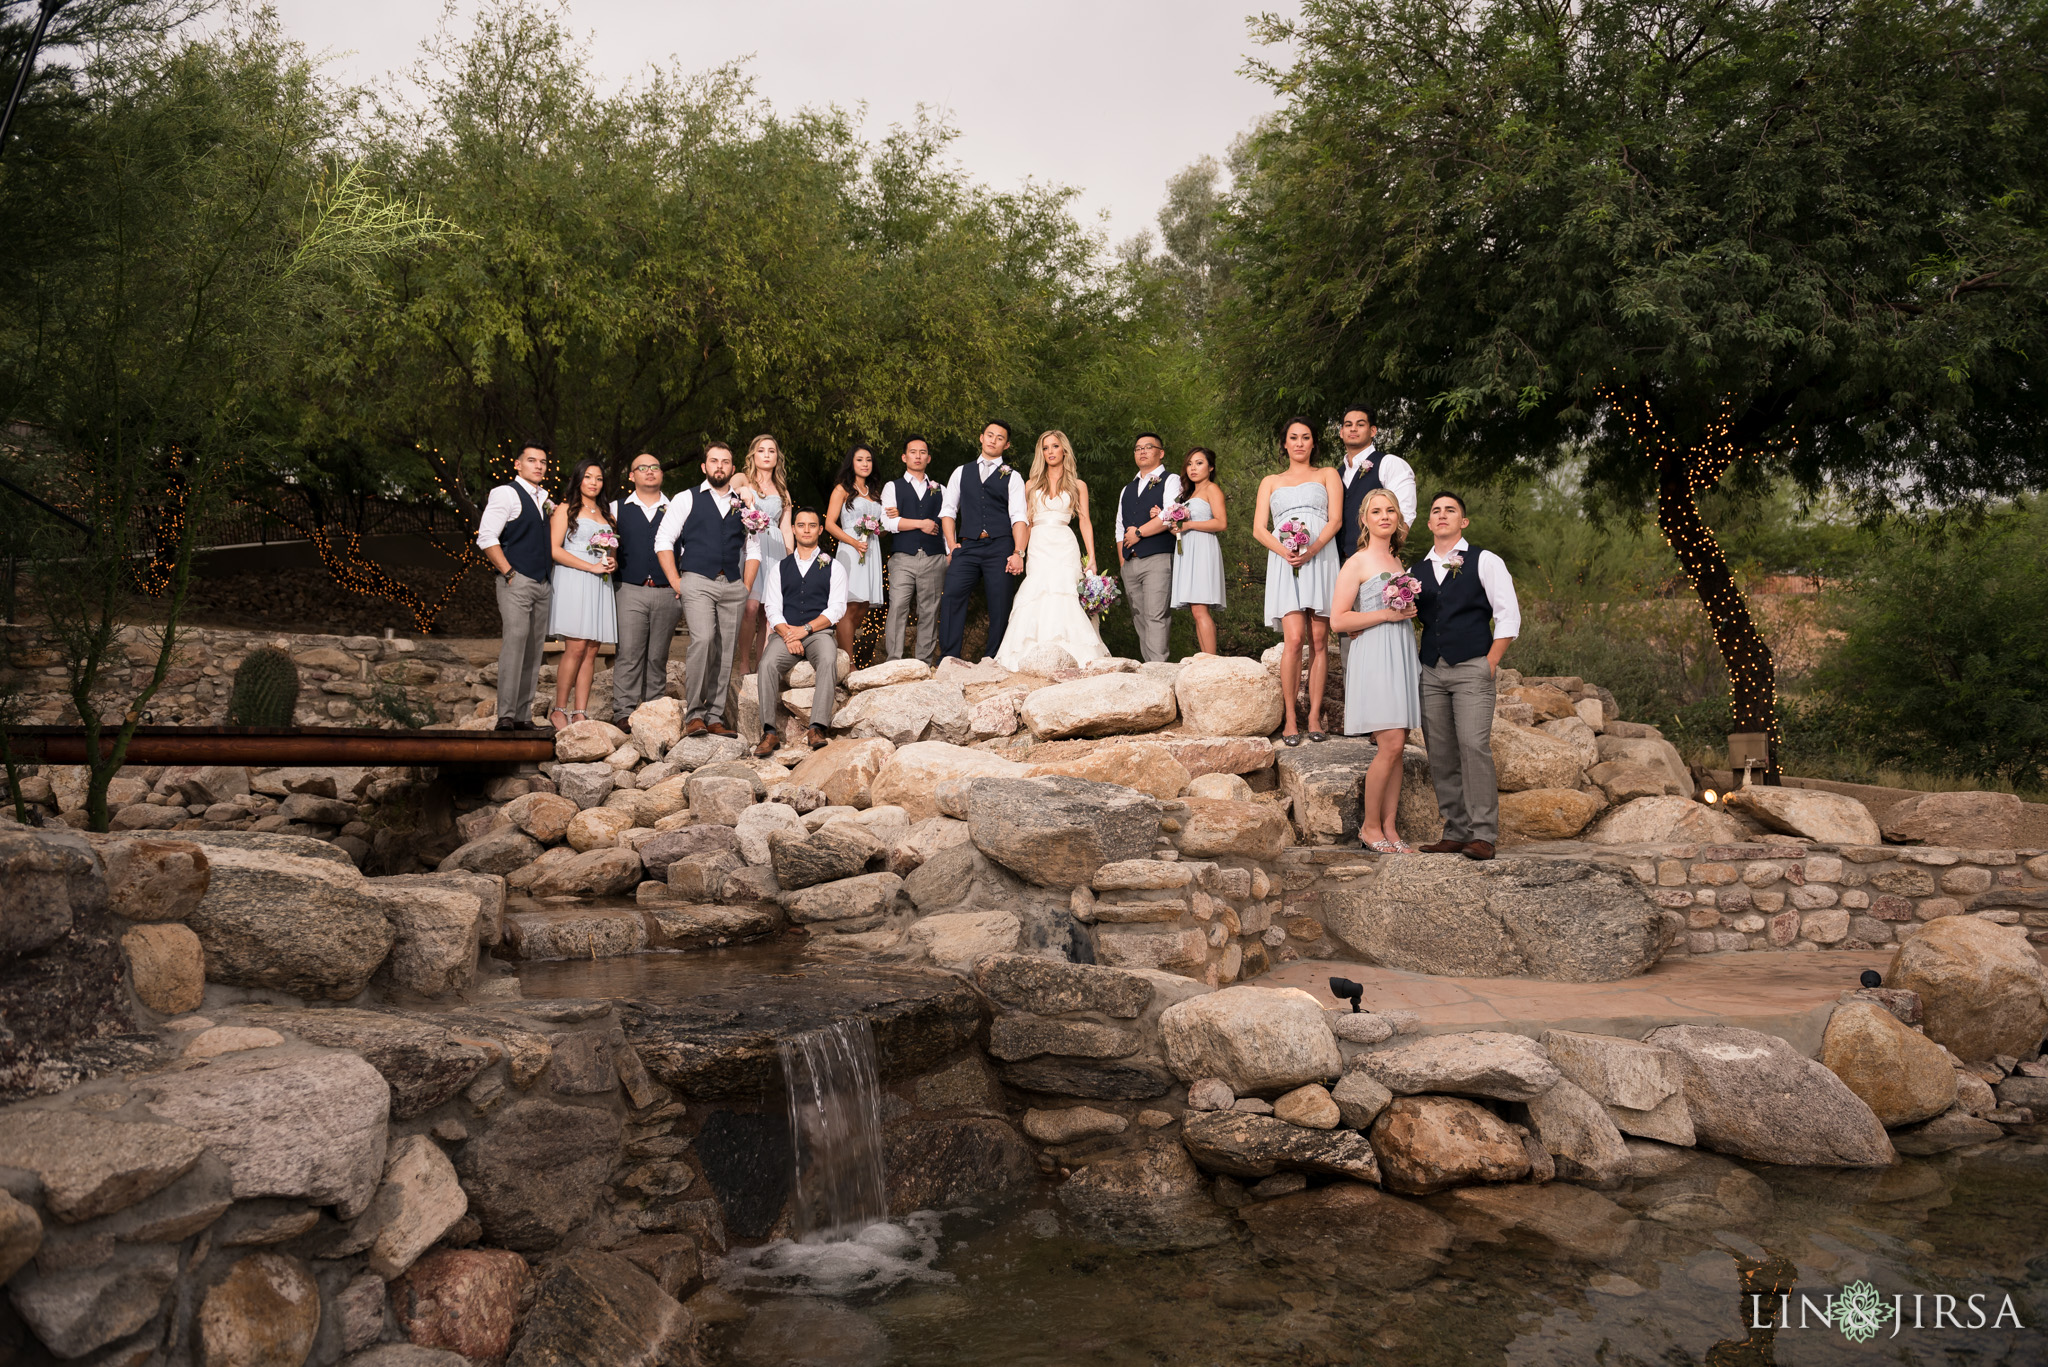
[1220,0,2048,769]
[0,7,441,828]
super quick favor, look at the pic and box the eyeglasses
[630,464,660,473]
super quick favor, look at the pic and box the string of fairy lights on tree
[1600,384,1795,748]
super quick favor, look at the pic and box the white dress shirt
[475,477,550,549]
[1424,537,1521,640]
[940,456,1030,536]
[881,474,940,532]
[760,547,848,628]
[1113,469,1184,543]
[609,491,669,522]
[1341,445,1418,525]
[652,482,762,562]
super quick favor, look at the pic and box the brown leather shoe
[806,725,830,750]
[753,729,780,758]
[705,721,736,737]
[1418,839,1468,854]
[682,718,708,738]
[1462,840,1496,861]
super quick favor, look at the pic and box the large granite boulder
[0,1109,204,1222]
[528,848,644,898]
[1879,790,2022,848]
[369,885,482,997]
[1498,788,1605,842]
[183,843,397,999]
[1025,742,1190,801]
[868,742,1028,821]
[1323,855,1669,982]
[502,792,578,844]
[967,776,1162,888]
[438,828,544,877]
[626,698,684,758]
[1020,673,1178,740]
[907,910,1022,971]
[1175,798,1293,860]
[142,1050,391,1216]
[1885,916,2048,1062]
[1723,786,1881,846]
[1643,1024,1896,1166]
[1369,1096,1530,1195]
[636,824,739,878]
[1173,655,1284,737]
[99,836,210,922]
[1055,1142,1235,1251]
[1540,1029,1694,1145]
[1179,1111,1379,1182]
[1160,986,1342,1093]
[785,737,897,809]
[832,680,971,746]
[974,953,1154,1018]
[1587,795,1747,845]
[552,718,626,763]
[254,1008,490,1118]
[1492,722,1586,792]
[883,1117,1037,1216]
[1354,1031,1561,1101]
[768,824,877,890]
[505,1249,692,1367]
[1593,733,1693,797]
[457,1099,622,1252]
[1522,1078,1632,1182]
[1238,1184,1452,1290]
[1820,1001,1958,1127]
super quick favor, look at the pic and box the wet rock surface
[1238,1184,1453,1289]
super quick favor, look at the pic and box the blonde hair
[1026,430,1077,509]
[742,434,789,502]
[1361,487,1407,556]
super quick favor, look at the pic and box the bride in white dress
[995,430,1111,670]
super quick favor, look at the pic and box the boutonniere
[1443,551,1466,579]
[998,464,1015,478]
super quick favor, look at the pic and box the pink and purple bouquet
[1381,572,1422,614]
[586,527,619,582]
[1163,501,1192,554]
[856,512,885,562]
[1277,518,1311,580]
[1078,569,1122,617]
[739,506,773,535]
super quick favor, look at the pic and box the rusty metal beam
[5,726,556,767]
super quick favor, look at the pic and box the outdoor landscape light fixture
[1861,969,1883,989]
[1328,976,1364,1012]
[1701,788,1719,804]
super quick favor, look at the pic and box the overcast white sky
[264,0,1293,250]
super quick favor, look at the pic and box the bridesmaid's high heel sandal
[548,708,570,729]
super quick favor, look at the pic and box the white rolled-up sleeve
[881,479,905,532]
[1478,550,1521,639]
[475,485,521,550]
[761,555,785,626]
[1004,470,1028,526]
[939,467,965,522]
[824,560,849,625]
[654,491,692,553]
[1112,481,1127,543]
[1378,453,1418,525]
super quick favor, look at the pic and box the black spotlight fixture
[1860,969,1883,989]
[1328,976,1365,1013]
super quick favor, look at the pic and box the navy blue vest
[955,463,1015,546]
[1416,545,1497,667]
[676,490,747,581]
[1339,453,1385,560]
[1121,473,1174,559]
[889,477,945,556]
[614,497,666,586]
[495,483,553,581]
[778,552,833,625]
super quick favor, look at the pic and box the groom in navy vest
[938,421,1030,662]
[1413,491,1521,860]
[475,443,555,729]
[1336,404,1417,560]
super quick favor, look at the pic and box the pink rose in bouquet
[855,512,885,562]
[1163,501,1192,554]
[586,527,619,582]
[739,506,773,535]
[1277,518,1311,580]
[1381,571,1422,615]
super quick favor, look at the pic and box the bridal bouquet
[1162,502,1192,554]
[856,512,885,563]
[1078,568,1122,617]
[739,506,773,535]
[586,527,619,583]
[1277,519,1311,580]
[1381,572,1422,614]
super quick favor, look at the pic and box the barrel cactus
[226,647,300,728]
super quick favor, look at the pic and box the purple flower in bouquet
[856,512,885,562]
[1382,572,1422,614]
[1163,501,1192,554]
[1078,569,1122,617]
[586,527,619,582]
[1277,518,1311,580]
[739,506,773,535]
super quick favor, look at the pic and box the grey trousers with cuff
[1419,655,1500,844]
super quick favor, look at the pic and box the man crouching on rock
[756,507,847,754]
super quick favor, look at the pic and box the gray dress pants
[494,570,552,724]
[885,551,946,665]
[1121,554,1173,662]
[1419,655,1499,844]
[677,572,748,725]
[611,581,684,723]
[758,630,838,736]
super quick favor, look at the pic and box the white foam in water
[720,1212,953,1297]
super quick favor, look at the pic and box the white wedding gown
[994,490,1111,670]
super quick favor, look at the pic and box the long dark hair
[560,458,615,529]
[1181,446,1219,490]
[1279,416,1320,465]
[835,444,877,500]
